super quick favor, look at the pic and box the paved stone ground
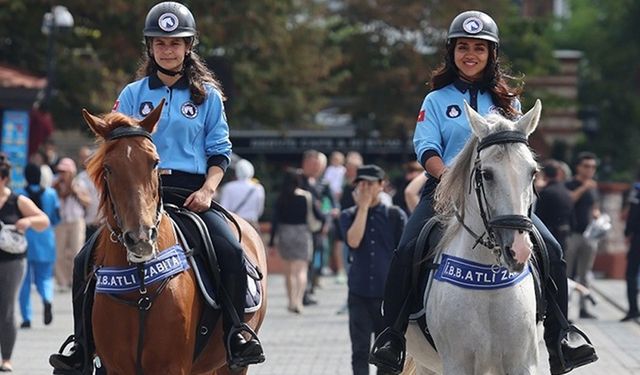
[8,276,640,374]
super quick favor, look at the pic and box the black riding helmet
[447,10,499,45]
[143,1,197,38]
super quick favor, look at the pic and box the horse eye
[482,169,494,181]
[103,165,112,175]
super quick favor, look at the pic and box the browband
[477,130,528,152]
[106,126,153,142]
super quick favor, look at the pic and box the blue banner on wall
[1,110,30,189]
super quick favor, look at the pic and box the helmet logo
[158,12,179,32]
[462,17,483,34]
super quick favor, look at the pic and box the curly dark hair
[430,40,523,120]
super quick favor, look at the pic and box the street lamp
[41,5,74,107]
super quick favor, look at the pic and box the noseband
[458,130,533,253]
[103,126,163,245]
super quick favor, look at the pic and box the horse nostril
[505,246,516,259]
[150,227,158,242]
[123,231,138,247]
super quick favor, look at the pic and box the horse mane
[85,112,142,220]
[433,113,529,249]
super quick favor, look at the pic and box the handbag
[303,190,323,232]
[0,221,27,254]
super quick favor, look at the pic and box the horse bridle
[457,130,534,257]
[103,126,164,246]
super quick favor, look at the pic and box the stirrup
[553,324,597,373]
[226,323,265,371]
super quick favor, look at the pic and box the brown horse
[81,102,267,375]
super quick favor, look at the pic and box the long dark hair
[430,40,523,120]
[135,37,224,105]
[276,168,302,212]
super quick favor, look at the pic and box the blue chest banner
[95,245,190,294]
[434,254,530,290]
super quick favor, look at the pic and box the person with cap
[52,157,89,292]
[16,163,60,329]
[369,10,597,375]
[0,155,50,373]
[339,164,407,375]
[49,2,264,372]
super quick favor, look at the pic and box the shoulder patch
[417,109,426,122]
[111,100,120,112]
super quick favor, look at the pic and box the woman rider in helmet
[49,2,264,372]
[368,10,597,375]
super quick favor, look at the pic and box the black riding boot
[222,271,265,370]
[49,243,96,375]
[535,215,598,375]
[369,249,414,375]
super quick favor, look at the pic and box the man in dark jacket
[536,160,574,250]
[622,170,640,322]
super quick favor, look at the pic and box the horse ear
[139,99,165,133]
[82,109,109,138]
[464,100,489,138]
[516,99,542,137]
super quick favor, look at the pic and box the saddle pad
[190,254,263,313]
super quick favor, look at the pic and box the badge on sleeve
[417,109,426,122]
[111,100,120,112]
[446,105,461,118]
[181,102,198,119]
[140,102,154,116]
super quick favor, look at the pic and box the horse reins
[458,130,534,263]
[102,126,164,247]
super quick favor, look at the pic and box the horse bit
[457,130,534,268]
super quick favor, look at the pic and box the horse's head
[82,100,165,263]
[464,100,541,272]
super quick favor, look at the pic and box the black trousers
[381,177,569,345]
[70,205,247,348]
[348,293,388,375]
[625,235,640,314]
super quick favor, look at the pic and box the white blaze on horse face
[127,145,132,160]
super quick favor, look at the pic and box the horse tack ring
[138,296,152,311]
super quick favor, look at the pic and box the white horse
[405,100,549,375]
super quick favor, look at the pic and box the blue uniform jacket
[116,74,231,174]
[413,81,520,166]
[16,185,61,263]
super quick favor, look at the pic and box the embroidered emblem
[463,17,483,34]
[95,245,190,294]
[181,102,198,119]
[112,100,120,112]
[158,12,179,32]
[140,102,154,116]
[446,105,461,118]
[417,109,426,122]
[434,254,530,290]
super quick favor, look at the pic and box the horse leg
[212,365,248,375]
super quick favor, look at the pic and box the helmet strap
[152,58,184,77]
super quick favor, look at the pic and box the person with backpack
[16,163,61,329]
[339,164,407,375]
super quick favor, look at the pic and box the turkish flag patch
[417,109,426,122]
[111,100,120,112]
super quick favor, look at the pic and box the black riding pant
[69,207,247,350]
[381,176,569,347]
[625,235,640,315]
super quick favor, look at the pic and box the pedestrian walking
[16,163,61,329]
[0,154,50,372]
[218,158,265,231]
[340,164,407,375]
[565,152,601,319]
[536,160,573,250]
[622,167,640,322]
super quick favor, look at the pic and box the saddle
[406,217,551,350]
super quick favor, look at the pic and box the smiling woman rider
[368,10,598,375]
